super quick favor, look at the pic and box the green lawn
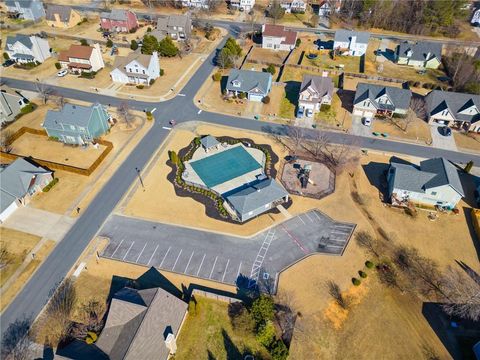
[305,53,361,73]
[175,297,271,360]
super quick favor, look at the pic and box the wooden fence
[0,127,113,176]
[191,289,241,304]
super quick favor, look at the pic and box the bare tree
[117,101,133,127]
[400,96,427,132]
[35,82,53,104]
[268,0,285,24]
[326,280,350,309]
[55,95,66,109]
[1,317,33,360]
[286,122,305,154]
[355,231,380,257]
[441,267,480,321]
[1,129,15,153]
[275,291,298,343]
[0,243,12,271]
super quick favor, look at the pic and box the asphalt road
[1,28,479,344]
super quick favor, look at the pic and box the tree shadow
[207,349,217,360]
[222,328,243,360]
[455,260,480,285]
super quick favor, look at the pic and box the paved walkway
[100,210,355,292]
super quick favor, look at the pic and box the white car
[57,69,68,77]
[306,109,314,118]
[362,117,372,126]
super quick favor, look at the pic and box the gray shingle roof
[6,34,33,49]
[200,135,219,149]
[96,286,187,360]
[45,4,74,22]
[226,178,288,216]
[390,157,464,197]
[100,9,130,21]
[112,52,154,75]
[156,14,190,31]
[299,74,334,100]
[425,90,480,124]
[397,41,442,62]
[334,29,370,44]
[354,83,412,111]
[226,69,271,95]
[43,103,103,131]
[6,0,37,9]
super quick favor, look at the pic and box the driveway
[100,211,355,292]
[351,115,372,137]
[430,126,458,151]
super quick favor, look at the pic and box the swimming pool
[189,146,262,188]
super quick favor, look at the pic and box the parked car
[2,59,15,67]
[57,69,68,77]
[439,126,452,136]
[296,107,304,118]
[306,109,313,118]
[362,117,372,126]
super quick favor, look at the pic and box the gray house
[43,103,111,145]
[153,14,192,41]
[0,85,29,125]
[226,178,289,222]
[395,41,442,69]
[5,0,45,21]
[297,74,334,118]
[225,69,272,102]
[387,157,464,209]
[96,286,188,360]
[353,83,412,119]
[5,34,51,64]
[0,158,53,223]
[333,30,370,56]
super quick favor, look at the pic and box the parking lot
[100,210,355,292]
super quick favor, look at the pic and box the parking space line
[304,212,314,222]
[209,256,218,279]
[159,246,171,267]
[184,251,194,273]
[123,241,135,260]
[147,245,159,266]
[172,249,183,271]
[110,239,124,258]
[312,211,322,221]
[135,242,148,263]
[221,259,230,282]
[196,254,206,276]
[296,215,306,225]
[236,261,242,279]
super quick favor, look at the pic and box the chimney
[350,35,356,49]
[426,51,431,60]
[165,333,177,355]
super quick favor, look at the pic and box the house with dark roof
[45,4,82,28]
[154,14,192,41]
[471,8,480,26]
[261,24,298,51]
[110,51,160,85]
[200,135,220,152]
[4,34,51,64]
[353,83,412,118]
[225,69,272,102]
[43,103,111,145]
[297,73,334,118]
[333,30,370,56]
[100,9,138,33]
[425,90,480,133]
[58,43,105,73]
[5,0,45,21]
[387,157,464,209]
[95,286,188,360]
[0,85,29,125]
[0,158,53,223]
[225,178,289,222]
[395,41,442,69]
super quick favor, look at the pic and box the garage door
[249,94,264,102]
[353,109,373,118]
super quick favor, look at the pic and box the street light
[135,167,145,190]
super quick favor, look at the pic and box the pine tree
[158,36,178,57]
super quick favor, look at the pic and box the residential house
[110,51,160,85]
[261,24,298,51]
[45,4,82,28]
[43,103,111,145]
[318,0,342,16]
[425,90,480,132]
[153,14,192,41]
[280,0,307,14]
[0,158,53,223]
[5,0,45,21]
[225,178,289,222]
[58,43,105,73]
[297,73,334,118]
[100,9,138,33]
[395,41,442,69]
[387,157,464,209]
[333,30,370,56]
[229,0,256,12]
[225,69,272,102]
[0,85,29,125]
[176,0,209,9]
[96,286,188,360]
[4,34,51,64]
[471,8,480,26]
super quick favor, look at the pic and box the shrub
[160,68,165,76]
[212,72,222,81]
[352,278,361,286]
[149,78,155,85]
[295,38,301,48]
[256,320,276,347]
[20,103,35,114]
[147,27,152,32]
[86,332,97,343]
[43,178,59,192]
[270,339,289,360]
[229,302,255,333]
[365,260,374,269]
[54,62,61,69]
[251,295,274,326]
[238,92,246,99]
[359,270,367,278]
[136,84,144,89]
[130,40,138,50]
[79,71,96,79]
[129,27,137,33]
[169,150,179,164]
[80,39,88,46]
[262,96,270,104]
[3,52,10,60]
[265,64,276,75]
[106,39,113,48]
[158,36,179,57]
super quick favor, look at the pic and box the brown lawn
[454,132,480,153]
[249,47,289,65]
[372,117,432,143]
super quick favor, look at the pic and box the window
[143,70,145,74]
[18,100,24,105]
[431,191,437,196]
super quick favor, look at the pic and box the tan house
[45,4,82,28]
[58,43,105,73]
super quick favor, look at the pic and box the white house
[297,73,334,118]
[280,0,307,14]
[333,30,370,56]
[387,157,464,210]
[262,24,298,51]
[58,43,105,73]
[471,8,480,26]
[177,0,209,9]
[4,34,51,64]
[318,0,342,16]
[110,52,160,85]
[230,0,256,12]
